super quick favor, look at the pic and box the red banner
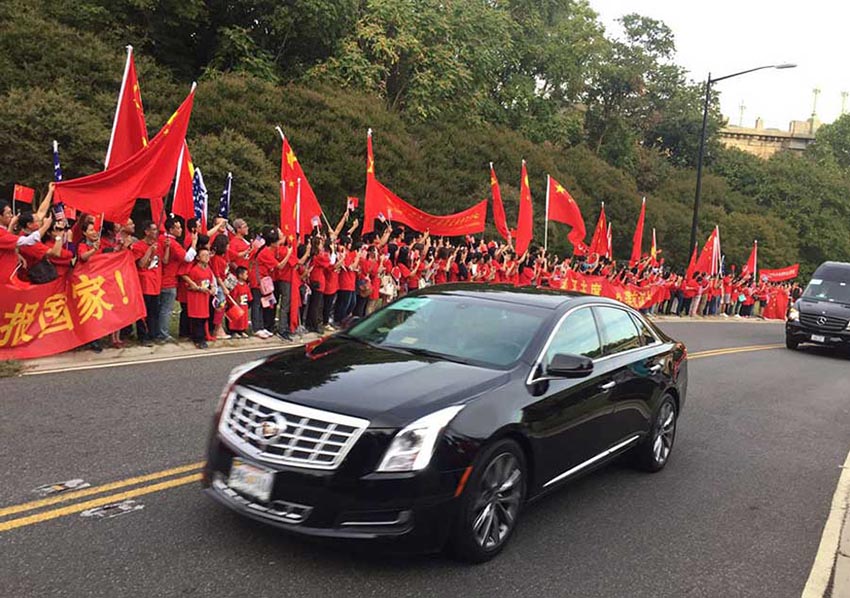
[558,270,668,310]
[760,264,799,282]
[0,252,145,360]
[365,177,486,237]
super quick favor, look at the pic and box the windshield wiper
[381,345,472,365]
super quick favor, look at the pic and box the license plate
[228,458,274,503]
[811,334,826,343]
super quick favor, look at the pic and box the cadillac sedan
[203,285,688,562]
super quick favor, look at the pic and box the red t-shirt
[309,251,331,293]
[339,252,357,292]
[210,254,228,281]
[131,240,162,296]
[274,246,294,282]
[229,281,250,331]
[186,264,214,319]
[434,260,448,285]
[256,247,279,280]
[160,235,190,289]
[228,236,256,288]
[0,229,20,283]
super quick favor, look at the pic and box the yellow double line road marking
[0,342,785,534]
[689,343,784,360]
[0,462,204,533]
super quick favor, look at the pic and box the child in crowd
[184,248,216,349]
[229,266,251,338]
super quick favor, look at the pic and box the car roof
[410,283,625,310]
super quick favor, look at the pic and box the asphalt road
[1,320,848,597]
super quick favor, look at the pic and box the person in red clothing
[306,236,331,332]
[323,244,341,327]
[228,266,251,337]
[158,216,197,342]
[227,218,264,333]
[183,248,216,349]
[273,237,303,340]
[131,221,162,346]
[334,237,359,323]
[254,227,295,338]
[210,234,232,340]
[17,212,64,282]
[0,203,53,284]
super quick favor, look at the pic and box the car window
[629,313,657,346]
[596,307,642,355]
[345,295,548,368]
[544,308,603,364]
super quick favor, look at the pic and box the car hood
[797,297,850,319]
[235,337,511,428]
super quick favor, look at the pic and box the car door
[523,307,619,487]
[593,306,666,444]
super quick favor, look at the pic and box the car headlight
[376,405,465,473]
[788,308,800,322]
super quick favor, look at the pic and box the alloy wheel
[652,402,676,465]
[471,452,523,550]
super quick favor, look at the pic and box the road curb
[16,333,323,377]
[802,449,850,597]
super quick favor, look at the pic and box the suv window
[596,307,642,355]
[545,308,603,364]
[630,313,657,346]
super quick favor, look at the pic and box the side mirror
[546,353,594,378]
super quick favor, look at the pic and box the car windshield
[343,295,548,368]
[803,278,850,305]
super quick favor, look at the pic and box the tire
[786,337,799,350]
[448,438,526,563]
[633,395,678,473]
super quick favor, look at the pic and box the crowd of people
[0,185,800,353]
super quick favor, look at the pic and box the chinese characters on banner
[558,270,669,310]
[0,252,145,360]
[759,264,799,282]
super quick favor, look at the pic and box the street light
[689,63,797,253]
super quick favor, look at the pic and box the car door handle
[599,381,616,392]
[649,364,663,374]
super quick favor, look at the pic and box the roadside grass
[0,360,23,378]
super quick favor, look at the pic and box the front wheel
[448,439,526,563]
[633,395,678,473]
[786,336,799,350]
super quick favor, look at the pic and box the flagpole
[171,142,185,212]
[275,125,285,141]
[105,45,134,169]
[296,178,302,239]
[544,174,550,251]
[754,239,758,281]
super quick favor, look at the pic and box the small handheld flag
[218,172,232,219]
[347,197,359,211]
[311,215,321,228]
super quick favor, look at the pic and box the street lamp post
[689,63,797,252]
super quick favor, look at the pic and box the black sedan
[202,285,688,562]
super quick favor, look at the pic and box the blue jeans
[157,287,177,339]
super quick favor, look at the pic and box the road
[1,320,848,597]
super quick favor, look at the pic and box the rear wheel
[633,395,677,473]
[449,439,526,563]
[786,336,799,350]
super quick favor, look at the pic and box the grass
[0,360,23,378]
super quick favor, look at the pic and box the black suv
[786,261,850,352]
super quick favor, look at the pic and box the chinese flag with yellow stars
[546,175,587,253]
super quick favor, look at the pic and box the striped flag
[52,140,76,220]
[217,172,232,219]
[192,167,208,233]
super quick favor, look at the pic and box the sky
[589,0,848,130]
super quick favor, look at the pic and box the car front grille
[800,313,849,332]
[219,386,369,470]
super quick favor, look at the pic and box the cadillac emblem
[256,414,287,444]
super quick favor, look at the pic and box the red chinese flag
[546,175,586,252]
[489,163,510,241]
[280,136,323,239]
[105,46,149,170]
[630,197,645,266]
[589,203,608,257]
[171,141,195,224]
[13,184,35,204]
[694,226,719,276]
[741,240,758,278]
[650,228,658,266]
[515,161,533,255]
[54,87,196,223]
[685,242,698,280]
